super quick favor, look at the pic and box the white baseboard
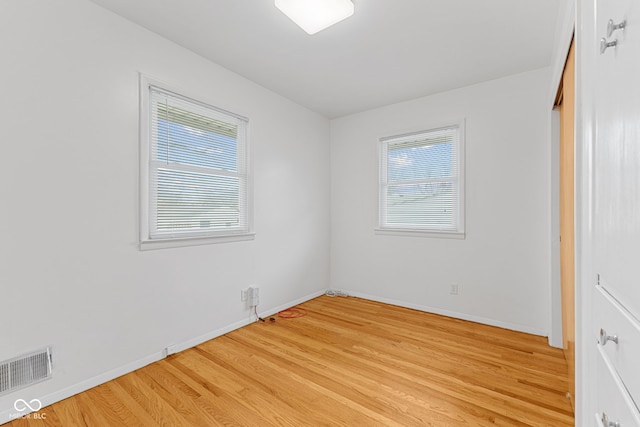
[1,288,546,425]
[165,288,327,355]
[258,289,327,319]
[343,290,548,337]
[0,351,163,425]
[0,288,326,426]
[548,331,563,349]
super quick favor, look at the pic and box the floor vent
[0,348,52,396]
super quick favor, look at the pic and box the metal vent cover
[0,347,52,396]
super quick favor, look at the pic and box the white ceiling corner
[88,0,567,119]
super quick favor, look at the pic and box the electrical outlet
[241,288,248,302]
[248,285,259,307]
[450,284,459,295]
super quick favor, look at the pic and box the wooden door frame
[547,3,576,411]
[555,39,576,410]
[547,4,575,351]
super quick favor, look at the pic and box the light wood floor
[8,296,574,426]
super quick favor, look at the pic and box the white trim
[378,119,465,235]
[148,84,248,122]
[548,109,562,349]
[374,228,465,240]
[0,289,326,425]
[164,289,327,355]
[139,232,255,251]
[138,73,253,248]
[344,290,548,337]
[0,287,549,425]
[575,0,596,421]
[139,73,152,244]
[546,0,575,350]
[458,120,466,234]
[377,118,466,142]
[0,351,164,425]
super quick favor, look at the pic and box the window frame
[139,74,254,250]
[376,120,465,239]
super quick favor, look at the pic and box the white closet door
[593,0,640,320]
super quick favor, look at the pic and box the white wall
[330,68,552,335]
[0,0,329,419]
[0,0,559,419]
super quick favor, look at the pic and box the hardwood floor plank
[81,382,146,426]
[114,370,192,426]
[195,340,389,426]
[101,381,159,427]
[44,396,89,427]
[237,327,546,426]
[163,356,283,426]
[16,296,573,426]
[226,336,493,426]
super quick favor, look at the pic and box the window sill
[140,233,255,251]
[374,228,465,240]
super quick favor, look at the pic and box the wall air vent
[0,347,52,396]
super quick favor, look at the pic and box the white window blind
[144,85,249,242]
[379,123,464,235]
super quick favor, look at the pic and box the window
[140,77,252,249]
[378,122,464,238]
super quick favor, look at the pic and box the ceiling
[89,0,567,119]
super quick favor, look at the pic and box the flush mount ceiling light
[275,0,355,35]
